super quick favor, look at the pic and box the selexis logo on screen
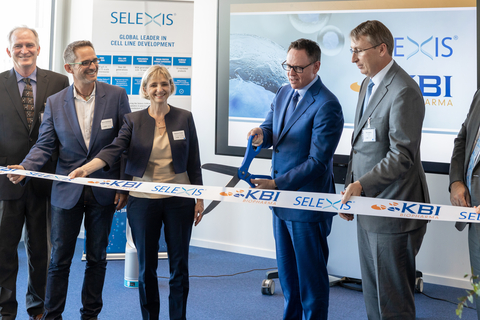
[110,12,175,27]
[393,36,456,60]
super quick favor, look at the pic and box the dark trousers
[0,183,50,320]
[127,196,194,320]
[273,214,332,320]
[357,223,426,320]
[42,186,115,320]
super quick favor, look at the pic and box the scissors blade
[201,163,239,176]
[203,175,241,215]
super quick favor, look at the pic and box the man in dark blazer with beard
[0,27,69,320]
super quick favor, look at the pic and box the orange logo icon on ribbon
[219,190,244,197]
[371,202,400,211]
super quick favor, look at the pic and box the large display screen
[215,0,477,177]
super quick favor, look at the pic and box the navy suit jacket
[95,106,202,186]
[21,81,131,209]
[260,76,344,222]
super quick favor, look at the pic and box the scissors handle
[239,136,273,187]
[238,135,262,181]
[246,174,273,188]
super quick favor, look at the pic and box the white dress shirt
[73,83,96,149]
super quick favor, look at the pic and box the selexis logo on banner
[110,11,175,27]
[151,185,203,196]
[293,196,353,211]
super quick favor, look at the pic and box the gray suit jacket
[450,89,480,231]
[346,61,430,233]
[0,67,69,200]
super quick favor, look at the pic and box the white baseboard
[423,273,472,290]
[190,238,276,260]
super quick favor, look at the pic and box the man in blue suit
[248,38,344,320]
[8,40,131,320]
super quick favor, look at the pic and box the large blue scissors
[201,135,272,214]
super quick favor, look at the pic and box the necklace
[75,87,93,101]
[156,119,166,129]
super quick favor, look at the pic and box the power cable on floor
[157,270,478,312]
[157,267,278,279]
[419,291,476,311]
[337,277,477,311]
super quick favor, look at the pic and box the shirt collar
[370,59,394,87]
[296,74,319,99]
[15,68,37,83]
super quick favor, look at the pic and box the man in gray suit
[450,91,480,320]
[0,27,69,320]
[341,20,429,319]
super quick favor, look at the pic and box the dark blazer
[346,61,429,233]
[260,76,344,222]
[0,67,69,200]
[20,81,131,209]
[450,89,480,231]
[96,106,202,186]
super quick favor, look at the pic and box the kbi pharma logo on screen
[110,11,176,27]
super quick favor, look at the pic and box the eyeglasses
[349,43,383,55]
[68,58,101,67]
[281,61,315,73]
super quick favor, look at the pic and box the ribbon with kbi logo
[0,166,478,223]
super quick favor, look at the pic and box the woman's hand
[68,158,107,179]
[194,199,204,226]
[68,167,88,179]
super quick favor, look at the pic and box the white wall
[61,0,473,289]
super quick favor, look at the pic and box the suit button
[274,170,278,174]
[275,149,279,153]
[353,150,357,154]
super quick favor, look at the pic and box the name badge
[173,130,186,140]
[362,117,376,142]
[101,119,113,130]
[362,128,376,142]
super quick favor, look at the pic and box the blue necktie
[284,91,299,126]
[361,80,374,118]
[466,135,480,191]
